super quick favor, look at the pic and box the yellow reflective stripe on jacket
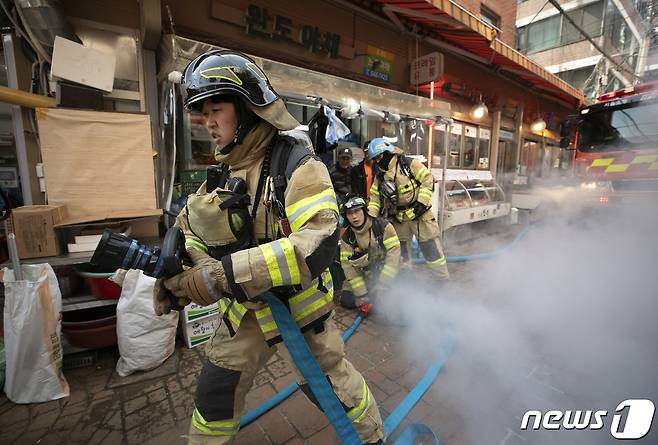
[192,408,239,436]
[370,184,380,196]
[347,380,373,424]
[397,208,415,220]
[383,236,400,250]
[259,238,301,287]
[414,167,429,183]
[255,272,334,334]
[349,276,366,290]
[381,263,397,279]
[397,182,414,194]
[185,238,208,253]
[340,250,352,261]
[418,188,433,199]
[218,298,246,328]
[289,278,334,322]
[286,188,339,232]
[369,201,381,212]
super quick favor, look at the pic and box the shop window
[519,140,538,177]
[526,15,561,53]
[478,128,491,170]
[404,119,426,157]
[286,102,305,125]
[463,125,477,169]
[448,123,462,168]
[432,123,447,168]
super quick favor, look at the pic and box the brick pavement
[0,228,535,445]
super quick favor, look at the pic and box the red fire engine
[562,81,658,206]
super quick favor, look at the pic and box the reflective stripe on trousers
[347,379,375,424]
[192,408,240,437]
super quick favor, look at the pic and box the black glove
[413,202,429,219]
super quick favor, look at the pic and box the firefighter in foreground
[366,138,449,281]
[339,196,401,316]
[153,50,384,444]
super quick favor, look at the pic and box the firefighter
[153,50,384,445]
[339,196,401,316]
[329,147,355,205]
[366,138,449,281]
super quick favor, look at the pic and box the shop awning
[374,0,585,107]
[158,35,451,120]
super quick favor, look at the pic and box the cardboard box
[51,36,116,92]
[55,213,161,254]
[183,302,220,323]
[5,205,67,259]
[180,315,219,349]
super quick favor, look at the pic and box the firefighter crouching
[339,196,401,316]
[152,50,384,445]
[366,138,449,282]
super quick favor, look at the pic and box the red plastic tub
[75,264,122,300]
[62,305,117,349]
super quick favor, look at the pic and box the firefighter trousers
[187,310,384,444]
[393,210,450,281]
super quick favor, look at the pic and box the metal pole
[439,117,452,241]
[3,34,33,205]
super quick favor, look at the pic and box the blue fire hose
[240,314,364,426]
[411,225,532,264]
[261,292,448,444]
[240,227,530,440]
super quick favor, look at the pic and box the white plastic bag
[115,269,178,377]
[1,264,69,403]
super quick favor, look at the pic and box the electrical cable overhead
[546,0,640,81]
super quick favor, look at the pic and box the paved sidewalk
[1,304,458,445]
[1,229,534,445]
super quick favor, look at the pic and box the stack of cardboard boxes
[180,302,220,348]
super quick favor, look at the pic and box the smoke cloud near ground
[378,202,658,444]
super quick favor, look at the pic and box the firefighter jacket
[367,151,434,223]
[339,217,401,298]
[178,122,339,344]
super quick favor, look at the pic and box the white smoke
[376,201,658,444]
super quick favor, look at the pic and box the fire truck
[561,81,658,206]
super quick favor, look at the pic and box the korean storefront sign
[244,4,341,58]
[363,45,395,82]
[410,52,443,85]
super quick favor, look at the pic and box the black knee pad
[300,380,349,412]
[195,360,242,420]
[339,290,357,309]
[400,241,410,262]
[419,240,441,262]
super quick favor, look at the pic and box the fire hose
[240,225,532,442]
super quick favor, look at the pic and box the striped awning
[375,0,585,107]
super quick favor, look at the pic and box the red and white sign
[410,52,444,85]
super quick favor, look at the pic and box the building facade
[516,0,654,98]
[3,0,583,223]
